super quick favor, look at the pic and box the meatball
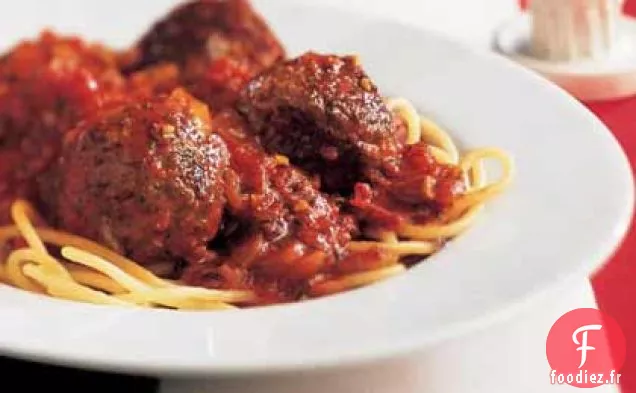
[53,89,230,268]
[237,52,401,194]
[123,0,286,109]
[182,110,356,300]
[0,31,125,218]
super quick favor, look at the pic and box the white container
[530,0,625,61]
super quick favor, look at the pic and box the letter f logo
[572,324,603,368]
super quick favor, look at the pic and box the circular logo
[546,308,626,388]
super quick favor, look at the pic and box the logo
[546,308,626,388]
[572,324,603,368]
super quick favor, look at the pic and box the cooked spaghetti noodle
[0,98,513,309]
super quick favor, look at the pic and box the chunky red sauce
[350,143,466,230]
[181,110,355,301]
[0,2,468,305]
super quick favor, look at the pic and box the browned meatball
[237,52,401,194]
[53,89,229,268]
[123,0,286,109]
[182,110,356,301]
[0,31,125,221]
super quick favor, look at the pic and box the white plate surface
[0,0,632,377]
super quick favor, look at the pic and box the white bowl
[0,0,632,377]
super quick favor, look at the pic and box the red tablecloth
[590,100,636,393]
[518,1,636,391]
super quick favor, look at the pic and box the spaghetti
[0,99,513,310]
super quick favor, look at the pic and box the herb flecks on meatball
[54,89,230,268]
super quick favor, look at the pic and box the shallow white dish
[0,0,632,377]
